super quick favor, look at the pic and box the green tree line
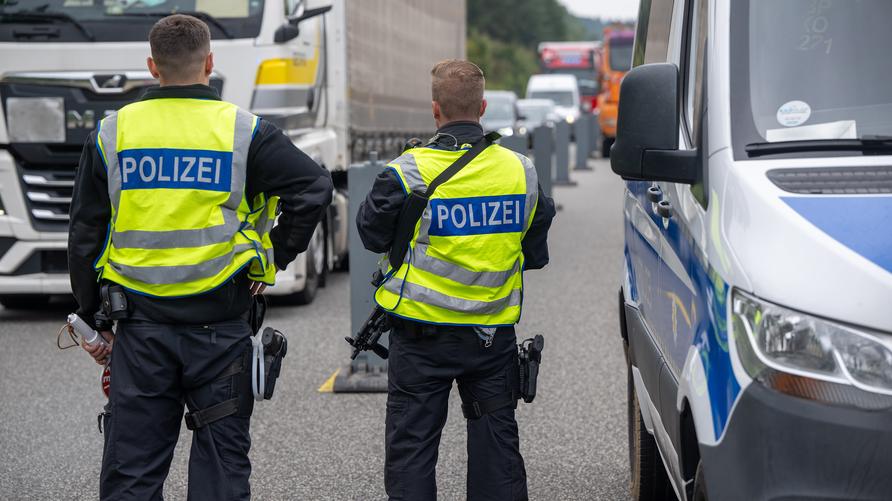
[467,0,627,95]
[467,0,581,94]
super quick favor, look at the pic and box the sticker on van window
[776,101,812,127]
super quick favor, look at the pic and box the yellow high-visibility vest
[375,142,539,326]
[93,98,277,297]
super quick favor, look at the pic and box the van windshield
[731,0,892,157]
[0,0,263,41]
[529,91,575,108]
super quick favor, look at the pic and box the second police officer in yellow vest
[68,15,332,501]
[357,60,556,501]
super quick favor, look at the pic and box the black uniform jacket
[356,121,556,270]
[68,84,333,327]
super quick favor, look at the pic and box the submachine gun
[345,306,390,360]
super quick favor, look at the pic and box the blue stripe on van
[783,196,892,274]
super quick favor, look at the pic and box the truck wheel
[692,462,708,501]
[281,224,325,305]
[602,137,614,158]
[0,294,50,310]
[628,350,672,500]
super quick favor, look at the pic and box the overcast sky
[559,0,640,21]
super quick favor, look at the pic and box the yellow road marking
[318,368,340,393]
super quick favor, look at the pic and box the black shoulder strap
[423,131,499,197]
[387,132,499,271]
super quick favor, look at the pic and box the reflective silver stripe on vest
[108,243,257,285]
[513,152,539,231]
[102,105,256,250]
[391,153,424,192]
[226,109,255,210]
[112,210,242,249]
[383,277,522,314]
[99,113,122,220]
[411,243,519,288]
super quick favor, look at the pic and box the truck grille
[19,169,75,230]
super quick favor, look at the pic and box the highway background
[0,158,627,501]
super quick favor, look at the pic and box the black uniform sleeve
[522,185,556,270]
[68,133,111,327]
[245,120,333,270]
[356,168,406,253]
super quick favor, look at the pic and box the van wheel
[602,137,614,158]
[692,462,708,501]
[628,348,672,500]
[0,294,50,310]
[281,224,325,305]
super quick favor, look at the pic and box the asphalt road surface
[0,158,628,500]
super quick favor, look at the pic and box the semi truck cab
[614,0,892,499]
[0,0,346,307]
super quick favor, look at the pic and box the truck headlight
[733,290,892,407]
[5,97,65,143]
[497,127,514,137]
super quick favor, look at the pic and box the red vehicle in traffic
[537,41,601,114]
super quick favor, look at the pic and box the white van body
[525,74,580,124]
[613,0,892,500]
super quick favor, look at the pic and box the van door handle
[647,186,663,203]
[656,200,673,218]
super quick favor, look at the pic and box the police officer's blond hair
[149,14,211,82]
[431,59,485,120]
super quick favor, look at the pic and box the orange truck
[597,27,635,157]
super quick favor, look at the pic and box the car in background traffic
[481,90,519,137]
[525,74,581,126]
[515,98,557,136]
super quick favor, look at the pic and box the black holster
[518,335,544,404]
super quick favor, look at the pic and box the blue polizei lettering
[429,194,525,236]
[118,148,232,192]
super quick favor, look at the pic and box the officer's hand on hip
[82,330,115,365]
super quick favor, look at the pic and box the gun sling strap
[388,132,500,271]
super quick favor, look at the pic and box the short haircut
[149,14,211,81]
[431,59,485,120]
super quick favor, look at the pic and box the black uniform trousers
[100,316,254,501]
[385,321,528,501]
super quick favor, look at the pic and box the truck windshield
[608,42,633,72]
[0,0,263,42]
[731,0,892,158]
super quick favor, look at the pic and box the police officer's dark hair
[431,59,485,120]
[149,14,211,82]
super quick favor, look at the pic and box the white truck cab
[613,0,892,499]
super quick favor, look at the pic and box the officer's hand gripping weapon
[345,306,390,360]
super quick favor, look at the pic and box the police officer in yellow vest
[68,15,332,500]
[357,60,556,501]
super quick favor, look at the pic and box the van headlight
[733,290,892,407]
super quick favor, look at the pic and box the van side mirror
[610,63,698,184]
[275,4,332,43]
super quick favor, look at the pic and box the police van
[612,0,892,499]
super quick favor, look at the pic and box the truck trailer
[0,0,465,308]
